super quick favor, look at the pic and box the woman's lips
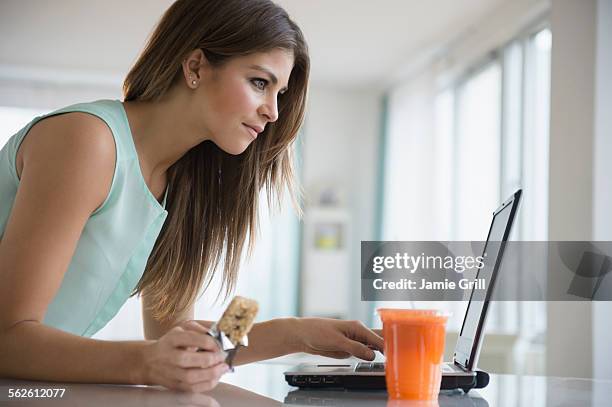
[243,124,258,139]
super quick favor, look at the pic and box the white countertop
[1,355,611,406]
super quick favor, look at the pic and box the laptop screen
[453,190,521,369]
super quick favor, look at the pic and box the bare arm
[228,318,384,365]
[229,318,299,365]
[0,114,228,392]
[185,317,382,366]
[0,113,135,382]
[144,297,384,366]
[144,298,299,365]
[142,295,196,340]
[0,321,148,383]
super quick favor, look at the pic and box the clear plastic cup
[378,309,450,400]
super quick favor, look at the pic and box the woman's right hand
[140,320,230,392]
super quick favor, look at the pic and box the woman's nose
[259,97,279,123]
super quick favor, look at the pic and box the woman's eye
[251,78,267,91]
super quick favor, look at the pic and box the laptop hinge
[453,359,470,372]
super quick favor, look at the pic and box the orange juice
[378,309,449,400]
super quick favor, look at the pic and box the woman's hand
[140,320,229,392]
[291,318,384,360]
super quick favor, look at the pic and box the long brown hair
[123,0,309,321]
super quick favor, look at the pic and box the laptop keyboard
[355,362,456,373]
[355,362,385,372]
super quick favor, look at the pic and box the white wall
[547,0,612,380]
[300,86,382,320]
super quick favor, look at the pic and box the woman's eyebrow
[248,64,289,92]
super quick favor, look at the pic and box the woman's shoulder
[16,111,116,194]
[19,110,116,165]
[30,110,115,142]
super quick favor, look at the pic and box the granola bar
[217,296,258,346]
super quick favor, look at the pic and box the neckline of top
[115,99,168,212]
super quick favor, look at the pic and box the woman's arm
[0,319,228,391]
[0,321,147,383]
[227,318,299,365]
[142,296,196,340]
[192,317,384,365]
[0,115,227,391]
[0,113,122,380]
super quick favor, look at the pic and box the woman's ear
[182,49,208,88]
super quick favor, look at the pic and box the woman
[0,0,383,393]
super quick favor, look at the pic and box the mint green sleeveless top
[0,99,168,337]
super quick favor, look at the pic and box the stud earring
[192,80,197,86]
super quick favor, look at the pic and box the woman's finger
[180,321,214,352]
[189,377,221,393]
[341,337,376,360]
[343,321,384,352]
[371,328,385,354]
[181,320,211,334]
[162,362,228,387]
[178,363,229,385]
[169,348,226,368]
[169,330,220,352]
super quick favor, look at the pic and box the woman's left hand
[289,318,384,360]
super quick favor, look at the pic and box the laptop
[284,189,522,393]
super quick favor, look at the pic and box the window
[454,61,502,241]
[376,27,551,375]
